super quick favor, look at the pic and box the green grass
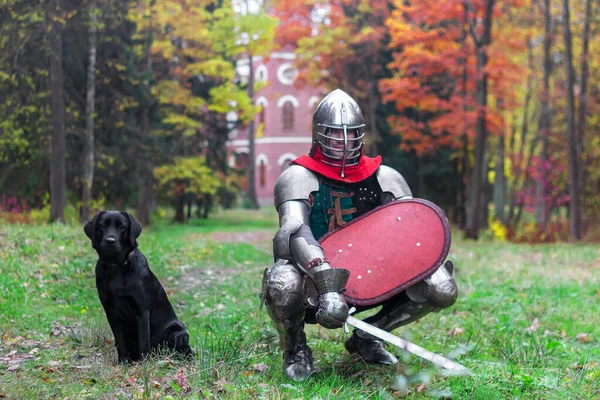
[0,209,599,399]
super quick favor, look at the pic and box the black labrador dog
[84,211,192,362]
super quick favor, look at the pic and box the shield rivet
[367,270,372,274]
[397,217,402,221]
[348,243,352,247]
[357,275,362,279]
[339,249,343,253]
[416,242,421,247]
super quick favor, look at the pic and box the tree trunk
[48,0,66,223]
[562,0,582,240]
[577,0,592,222]
[416,154,424,197]
[493,119,506,224]
[136,108,153,226]
[186,195,192,221]
[174,190,185,223]
[81,0,97,223]
[366,81,380,156]
[534,0,552,227]
[246,53,260,209]
[465,0,495,240]
[479,149,490,229]
[465,48,489,239]
[136,7,154,226]
[508,40,533,228]
[458,13,469,230]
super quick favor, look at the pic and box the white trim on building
[278,152,298,166]
[277,63,298,86]
[308,96,320,108]
[255,65,268,82]
[256,153,269,166]
[228,137,312,146]
[271,52,296,60]
[256,96,269,107]
[277,95,300,108]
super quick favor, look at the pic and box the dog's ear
[122,212,142,248]
[83,212,103,246]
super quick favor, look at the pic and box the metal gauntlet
[312,268,350,295]
[312,269,350,329]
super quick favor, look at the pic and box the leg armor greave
[347,261,457,364]
[364,261,458,333]
[263,260,314,381]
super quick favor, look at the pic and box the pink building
[228,51,323,206]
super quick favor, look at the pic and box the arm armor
[274,165,319,208]
[273,166,332,278]
[312,268,350,295]
[376,165,413,204]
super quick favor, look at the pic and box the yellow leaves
[183,60,235,80]
[357,0,372,14]
[153,81,206,114]
[154,157,222,198]
[256,122,264,138]
[208,83,256,123]
[162,113,203,131]
[151,40,175,61]
[115,96,138,112]
[0,70,16,84]
[490,219,508,241]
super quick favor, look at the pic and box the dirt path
[209,230,273,253]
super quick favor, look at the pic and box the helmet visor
[317,124,365,163]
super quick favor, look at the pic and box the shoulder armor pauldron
[274,165,319,208]
[376,165,412,199]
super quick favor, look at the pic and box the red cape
[292,147,382,183]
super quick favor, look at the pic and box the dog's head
[84,211,142,264]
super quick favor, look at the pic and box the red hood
[292,147,382,183]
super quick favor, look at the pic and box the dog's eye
[118,225,127,231]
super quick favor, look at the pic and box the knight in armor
[261,89,458,381]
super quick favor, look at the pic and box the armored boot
[281,324,314,381]
[345,329,399,364]
[263,260,314,381]
[346,261,458,365]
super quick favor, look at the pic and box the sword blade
[346,315,471,374]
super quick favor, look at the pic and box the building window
[282,101,294,130]
[282,158,293,172]
[234,152,249,169]
[259,160,266,188]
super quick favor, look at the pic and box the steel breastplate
[309,175,382,240]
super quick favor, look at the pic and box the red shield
[318,198,451,307]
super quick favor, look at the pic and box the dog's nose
[104,237,117,245]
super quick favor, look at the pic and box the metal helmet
[311,89,365,178]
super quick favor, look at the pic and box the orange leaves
[275,0,392,99]
[383,0,528,155]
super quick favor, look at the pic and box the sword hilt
[344,307,357,334]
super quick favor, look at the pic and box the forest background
[0,0,598,243]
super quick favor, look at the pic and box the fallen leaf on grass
[1,349,37,371]
[526,318,540,333]
[174,368,190,393]
[447,328,463,336]
[214,377,230,392]
[576,333,593,343]
[251,363,268,373]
